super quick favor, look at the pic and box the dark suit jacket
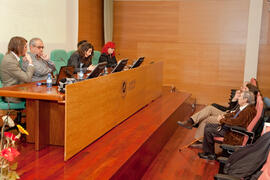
[220,104,257,145]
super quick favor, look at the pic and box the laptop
[111,59,128,73]
[130,57,144,69]
[42,66,75,86]
[86,62,107,79]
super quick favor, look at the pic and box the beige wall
[244,0,263,82]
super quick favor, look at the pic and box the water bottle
[77,63,84,80]
[104,67,108,75]
[46,73,52,88]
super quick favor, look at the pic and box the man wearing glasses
[22,38,56,81]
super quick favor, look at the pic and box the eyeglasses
[34,45,44,49]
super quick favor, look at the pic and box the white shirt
[240,104,248,111]
[11,51,33,66]
[11,51,20,62]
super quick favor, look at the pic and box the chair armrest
[217,156,228,164]
[223,125,254,143]
[217,156,229,174]
[214,174,241,180]
[223,124,245,131]
[220,144,241,153]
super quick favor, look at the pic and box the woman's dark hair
[77,42,94,66]
[7,36,27,56]
[77,40,87,48]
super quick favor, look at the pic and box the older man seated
[198,91,256,160]
[22,38,56,81]
[177,83,258,148]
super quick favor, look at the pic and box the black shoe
[189,141,203,149]
[198,152,216,160]
[177,118,194,129]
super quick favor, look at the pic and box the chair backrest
[92,50,101,66]
[67,50,75,59]
[242,93,264,145]
[258,125,270,180]
[259,151,270,180]
[257,117,270,180]
[50,49,68,65]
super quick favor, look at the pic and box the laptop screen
[86,62,107,79]
[130,57,144,69]
[56,66,75,85]
[111,59,128,73]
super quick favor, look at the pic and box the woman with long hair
[68,42,94,73]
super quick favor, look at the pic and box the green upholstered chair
[0,80,25,131]
[50,49,68,65]
[67,50,75,60]
[0,81,25,110]
[50,49,68,74]
[92,50,101,66]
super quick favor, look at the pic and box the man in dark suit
[0,36,35,103]
[198,91,257,160]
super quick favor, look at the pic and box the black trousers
[202,123,226,154]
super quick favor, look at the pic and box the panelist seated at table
[0,36,34,103]
[77,40,87,49]
[67,42,95,73]
[99,42,117,69]
[21,38,56,82]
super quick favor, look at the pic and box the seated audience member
[212,81,249,112]
[67,42,94,73]
[198,91,256,160]
[99,42,117,68]
[0,36,34,103]
[22,38,56,81]
[177,83,258,144]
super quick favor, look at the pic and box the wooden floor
[142,122,219,180]
[15,103,219,180]
[16,127,219,180]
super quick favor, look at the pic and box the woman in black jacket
[68,42,94,73]
[99,42,117,68]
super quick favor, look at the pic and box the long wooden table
[0,81,65,150]
[0,61,163,160]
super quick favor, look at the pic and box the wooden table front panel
[65,62,163,160]
[26,100,65,150]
